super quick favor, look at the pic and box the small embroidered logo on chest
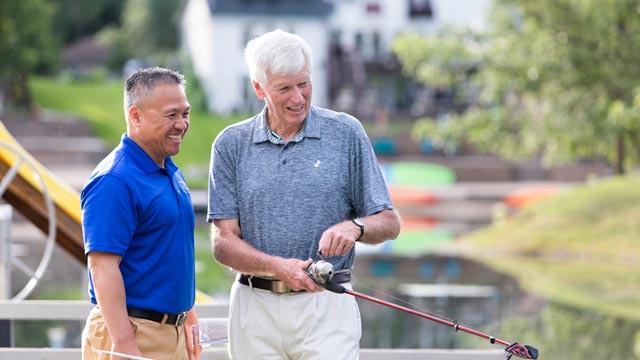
[177,180,190,193]
[313,160,322,168]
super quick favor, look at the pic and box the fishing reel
[306,259,334,285]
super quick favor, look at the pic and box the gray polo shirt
[207,106,393,270]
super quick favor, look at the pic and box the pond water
[192,223,640,360]
[352,254,640,360]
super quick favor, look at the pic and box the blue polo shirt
[82,134,195,314]
[208,106,394,271]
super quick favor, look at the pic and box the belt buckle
[175,312,188,326]
[270,281,291,294]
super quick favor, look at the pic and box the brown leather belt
[238,271,351,294]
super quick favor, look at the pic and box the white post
[0,205,12,300]
[0,204,13,347]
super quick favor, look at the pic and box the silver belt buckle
[270,280,292,294]
[175,312,188,326]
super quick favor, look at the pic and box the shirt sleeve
[350,120,395,217]
[81,174,138,256]
[207,132,239,221]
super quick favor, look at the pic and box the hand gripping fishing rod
[307,260,538,360]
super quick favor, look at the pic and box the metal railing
[0,300,504,360]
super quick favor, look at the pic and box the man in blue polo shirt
[81,67,200,360]
[208,30,401,359]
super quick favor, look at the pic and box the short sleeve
[81,174,138,256]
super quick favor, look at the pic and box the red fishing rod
[308,260,538,359]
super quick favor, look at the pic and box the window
[372,32,381,57]
[409,0,433,18]
[355,33,364,54]
[366,2,381,13]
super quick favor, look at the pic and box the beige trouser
[81,307,187,360]
[228,280,361,360]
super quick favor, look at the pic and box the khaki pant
[82,307,187,360]
[228,281,361,360]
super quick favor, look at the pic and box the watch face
[353,219,364,227]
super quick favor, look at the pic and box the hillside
[453,175,640,320]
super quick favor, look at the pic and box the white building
[180,0,491,115]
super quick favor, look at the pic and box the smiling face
[127,82,191,167]
[253,67,312,139]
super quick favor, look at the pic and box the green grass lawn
[30,77,125,143]
[453,175,640,321]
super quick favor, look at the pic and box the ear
[252,80,265,100]
[128,106,142,128]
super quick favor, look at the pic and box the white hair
[244,29,313,86]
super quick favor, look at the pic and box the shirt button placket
[281,143,289,164]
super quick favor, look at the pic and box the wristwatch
[352,219,364,242]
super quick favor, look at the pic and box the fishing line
[352,281,458,324]
[308,259,538,359]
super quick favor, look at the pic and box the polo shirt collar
[305,107,321,139]
[252,106,322,144]
[122,134,176,174]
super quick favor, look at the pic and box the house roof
[62,36,110,68]
[206,0,333,17]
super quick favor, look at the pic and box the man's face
[129,83,191,166]
[254,68,312,129]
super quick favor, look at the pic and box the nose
[291,87,304,103]
[175,116,189,131]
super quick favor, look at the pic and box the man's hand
[110,340,142,360]
[185,308,201,360]
[274,258,323,292]
[317,221,359,257]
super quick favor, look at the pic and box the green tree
[393,0,640,174]
[0,0,58,109]
[96,25,131,72]
[122,0,182,58]
[49,0,124,44]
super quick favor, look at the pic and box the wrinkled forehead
[265,67,311,86]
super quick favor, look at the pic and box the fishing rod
[307,260,539,360]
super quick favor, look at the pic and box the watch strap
[352,219,364,242]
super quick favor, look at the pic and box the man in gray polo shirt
[207,29,401,359]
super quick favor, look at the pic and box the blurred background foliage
[392,0,640,174]
[1,0,185,111]
[4,0,640,174]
